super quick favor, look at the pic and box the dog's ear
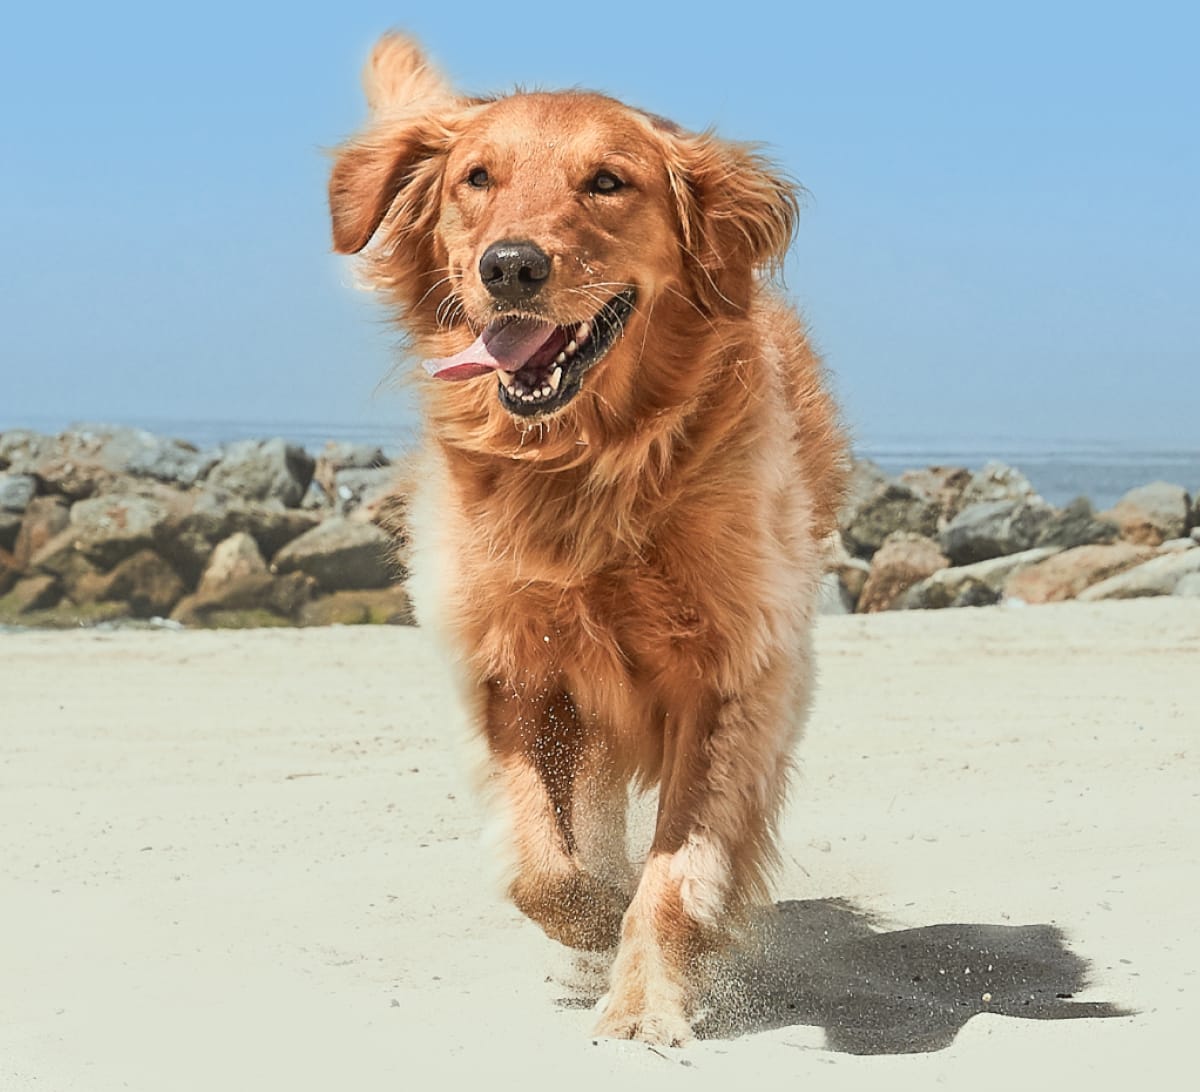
[328,34,456,255]
[663,131,799,312]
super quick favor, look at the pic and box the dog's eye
[589,171,625,195]
[466,168,490,189]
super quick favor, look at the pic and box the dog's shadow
[695,898,1131,1053]
[559,897,1131,1054]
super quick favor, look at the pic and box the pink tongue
[423,318,556,381]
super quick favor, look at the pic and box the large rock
[206,439,315,508]
[896,466,973,527]
[938,499,1055,565]
[842,482,939,558]
[1102,481,1191,546]
[0,512,21,553]
[903,548,1059,610]
[197,532,268,596]
[1005,543,1157,604]
[170,571,313,626]
[327,466,397,515]
[73,549,186,618]
[1078,547,1200,600]
[69,492,180,570]
[271,517,396,591]
[960,462,1043,507]
[1175,573,1200,598]
[0,574,61,615]
[0,472,37,513]
[1034,497,1119,549]
[816,571,854,615]
[857,533,949,613]
[0,430,52,474]
[0,547,19,596]
[299,587,416,627]
[12,496,71,567]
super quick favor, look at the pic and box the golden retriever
[328,33,848,1046]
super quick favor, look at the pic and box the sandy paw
[593,1001,693,1047]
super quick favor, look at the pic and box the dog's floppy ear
[663,131,800,312]
[328,33,455,255]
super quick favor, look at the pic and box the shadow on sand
[687,898,1131,1053]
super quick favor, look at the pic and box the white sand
[2,599,1196,1089]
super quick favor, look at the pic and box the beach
[2,598,1196,1089]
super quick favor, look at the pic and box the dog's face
[330,35,798,426]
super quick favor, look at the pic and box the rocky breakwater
[0,426,414,628]
[825,461,1200,613]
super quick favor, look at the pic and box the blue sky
[1,1,1196,449]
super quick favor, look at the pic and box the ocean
[3,414,1197,513]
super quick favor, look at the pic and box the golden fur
[329,33,848,1045]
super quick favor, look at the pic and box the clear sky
[1,0,1196,450]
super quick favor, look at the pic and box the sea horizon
[3,412,1197,513]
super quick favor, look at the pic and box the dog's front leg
[484,680,631,951]
[595,659,802,1046]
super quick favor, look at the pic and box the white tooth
[555,351,567,364]
[577,322,590,340]
[548,367,562,392]
[566,340,577,354]
[497,371,515,389]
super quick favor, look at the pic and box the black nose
[479,240,551,302]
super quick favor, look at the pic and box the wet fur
[329,33,848,1045]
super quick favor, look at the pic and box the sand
[1,599,1196,1090]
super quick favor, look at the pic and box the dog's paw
[593,999,693,1047]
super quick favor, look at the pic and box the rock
[0,472,37,513]
[842,481,939,558]
[313,441,390,504]
[0,547,19,596]
[198,532,268,595]
[0,512,21,553]
[903,548,1059,610]
[841,459,891,518]
[299,587,416,627]
[938,499,1055,565]
[75,549,185,618]
[0,574,62,614]
[1174,573,1200,598]
[328,466,397,515]
[1005,543,1157,604]
[816,572,853,615]
[170,571,313,625]
[1078,549,1200,600]
[206,439,315,508]
[69,493,180,569]
[857,533,949,613]
[960,462,1043,507]
[1193,526,1200,545]
[896,466,972,526]
[1102,481,1191,547]
[155,494,322,584]
[1034,497,1118,549]
[0,430,52,474]
[12,496,71,567]
[270,517,397,591]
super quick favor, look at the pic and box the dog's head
[329,34,798,428]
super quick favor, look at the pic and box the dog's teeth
[548,367,562,392]
[566,340,578,355]
[577,322,590,342]
[497,370,516,389]
[555,351,567,365]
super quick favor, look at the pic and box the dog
[328,33,848,1045]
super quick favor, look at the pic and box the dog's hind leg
[484,680,631,952]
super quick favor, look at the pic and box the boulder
[29,529,105,599]
[903,548,1059,610]
[1174,573,1200,598]
[0,430,53,474]
[300,587,416,627]
[0,574,61,614]
[1034,497,1118,549]
[938,499,1055,565]
[271,517,397,591]
[0,472,37,513]
[960,462,1043,507]
[816,572,854,615]
[197,532,268,596]
[74,549,186,618]
[313,441,390,504]
[1078,549,1200,601]
[0,547,19,596]
[842,481,939,558]
[1005,543,1157,605]
[69,493,180,569]
[205,439,315,508]
[1102,481,1191,546]
[896,465,972,526]
[170,571,313,625]
[0,512,21,553]
[857,533,949,613]
[12,496,71,567]
[328,466,397,515]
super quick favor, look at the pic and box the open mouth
[423,289,636,417]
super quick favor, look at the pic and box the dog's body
[330,35,848,1045]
